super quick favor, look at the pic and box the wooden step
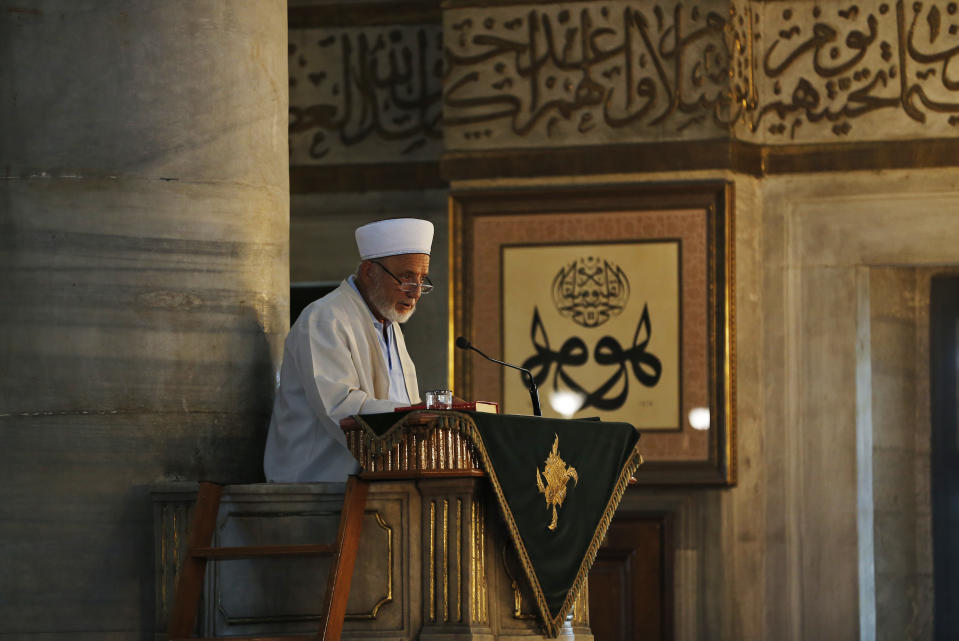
[189,543,336,559]
[167,476,369,641]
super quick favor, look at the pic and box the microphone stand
[456,337,542,417]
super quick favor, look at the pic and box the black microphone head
[455,336,471,350]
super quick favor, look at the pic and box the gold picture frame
[450,181,735,485]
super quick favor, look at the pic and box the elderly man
[264,218,433,482]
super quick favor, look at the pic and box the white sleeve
[294,307,405,424]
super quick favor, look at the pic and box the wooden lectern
[338,410,594,639]
[153,410,642,640]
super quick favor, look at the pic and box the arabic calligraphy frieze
[443,0,959,149]
[288,24,444,164]
[287,0,959,165]
[747,0,959,142]
[443,0,756,148]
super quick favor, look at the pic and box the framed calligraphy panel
[451,182,735,485]
[501,241,681,429]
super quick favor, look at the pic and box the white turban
[355,218,434,260]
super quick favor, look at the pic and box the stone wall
[0,2,289,639]
[758,170,959,641]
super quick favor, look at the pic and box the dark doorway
[290,282,337,325]
[588,513,673,641]
[930,276,959,641]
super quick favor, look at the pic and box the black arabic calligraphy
[441,1,959,142]
[443,5,745,137]
[289,26,443,160]
[288,1,959,161]
[521,305,662,413]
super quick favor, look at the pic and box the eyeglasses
[372,260,434,295]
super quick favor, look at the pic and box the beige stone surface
[757,169,959,641]
[0,2,289,638]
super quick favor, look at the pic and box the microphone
[455,336,542,417]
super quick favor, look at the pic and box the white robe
[264,279,419,482]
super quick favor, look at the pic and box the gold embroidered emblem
[535,434,579,531]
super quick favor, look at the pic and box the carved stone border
[441,138,959,181]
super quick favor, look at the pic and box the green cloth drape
[353,410,642,637]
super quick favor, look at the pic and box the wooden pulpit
[153,411,640,640]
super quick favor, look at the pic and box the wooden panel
[589,548,633,639]
[588,515,672,641]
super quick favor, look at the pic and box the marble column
[0,1,288,638]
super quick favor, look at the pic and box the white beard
[369,284,415,323]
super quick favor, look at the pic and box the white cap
[355,218,434,260]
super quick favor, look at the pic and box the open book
[394,400,499,414]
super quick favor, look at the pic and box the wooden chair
[167,475,369,641]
